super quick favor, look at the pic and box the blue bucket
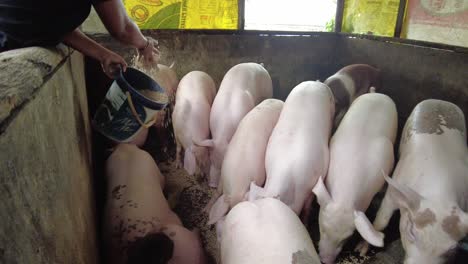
[92,67,169,143]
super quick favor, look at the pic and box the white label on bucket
[107,82,127,111]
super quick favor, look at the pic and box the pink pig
[250,81,335,223]
[356,99,468,264]
[324,64,380,129]
[207,99,284,225]
[221,198,321,264]
[196,63,273,188]
[312,92,398,264]
[172,71,217,176]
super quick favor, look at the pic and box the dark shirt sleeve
[0,0,94,50]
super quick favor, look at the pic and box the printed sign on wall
[123,0,238,29]
[406,0,468,28]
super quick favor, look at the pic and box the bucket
[92,67,169,143]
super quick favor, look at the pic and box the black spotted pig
[324,64,380,129]
[103,144,206,264]
[356,99,468,264]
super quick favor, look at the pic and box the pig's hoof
[355,241,370,256]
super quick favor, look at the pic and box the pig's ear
[208,195,229,225]
[193,139,214,148]
[249,182,266,201]
[383,171,422,212]
[216,217,226,243]
[461,212,468,234]
[312,176,332,207]
[183,148,197,175]
[354,211,384,247]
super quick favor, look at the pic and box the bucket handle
[126,91,157,129]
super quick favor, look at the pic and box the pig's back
[176,71,216,104]
[334,93,397,143]
[221,198,320,264]
[234,99,284,139]
[396,99,468,201]
[325,93,397,207]
[105,145,179,226]
[217,63,273,103]
[173,72,215,146]
[222,100,284,190]
[269,82,334,148]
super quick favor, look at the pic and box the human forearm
[94,0,159,67]
[94,0,147,49]
[63,28,109,61]
[63,28,127,77]
[111,19,147,49]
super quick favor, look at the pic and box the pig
[195,62,273,188]
[355,99,468,264]
[312,91,398,264]
[249,81,335,223]
[103,144,206,264]
[172,71,217,176]
[221,198,321,264]
[207,99,284,225]
[324,64,380,129]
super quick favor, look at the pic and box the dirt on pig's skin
[157,161,219,264]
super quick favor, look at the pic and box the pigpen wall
[86,32,468,263]
[89,32,468,136]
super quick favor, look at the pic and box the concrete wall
[89,32,468,132]
[335,36,468,135]
[0,47,98,263]
[89,32,340,100]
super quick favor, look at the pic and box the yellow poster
[123,0,238,30]
[342,0,400,37]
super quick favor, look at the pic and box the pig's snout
[320,254,337,264]
[319,241,341,264]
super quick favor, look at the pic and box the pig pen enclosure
[85,32,468,264]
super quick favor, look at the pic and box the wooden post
[394,0,407,37]
[238,0,245,30]
[335,0,345,32]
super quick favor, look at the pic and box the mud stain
[402,100,465,143]
[414,208,436,229]
[442,211,464,241]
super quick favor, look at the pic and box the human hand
[137,36,160,68]
[99,49,128,79]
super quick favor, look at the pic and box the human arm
[93,0,159,66]
[63,28,127,78]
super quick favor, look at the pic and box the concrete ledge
[0,45,71,126]
[0,48,97,264]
